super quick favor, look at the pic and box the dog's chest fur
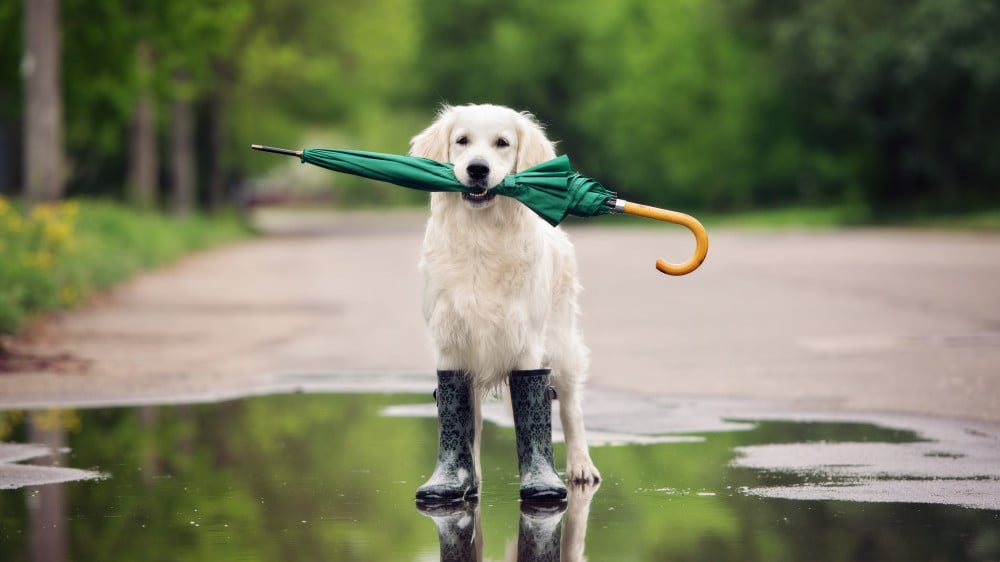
[420,202,555,380]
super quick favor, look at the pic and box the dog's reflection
[417,483,599,562]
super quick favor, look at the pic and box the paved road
[3,210,999,422]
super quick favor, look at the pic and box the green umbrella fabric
[299,148,615,226]
[301,149,466,194]
[494,156,615,225]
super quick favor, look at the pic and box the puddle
[1,387,999,561]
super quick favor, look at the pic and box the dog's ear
[515,112,557,172]
[409,106,454,161]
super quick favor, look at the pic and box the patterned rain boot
[509,369,568,502]
[416,370,479,502]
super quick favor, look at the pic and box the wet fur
[410,104,600,484]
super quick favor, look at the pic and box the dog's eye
[456,136,468,146]
[496,138,510,148]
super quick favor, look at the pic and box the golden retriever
[410,103,600,486]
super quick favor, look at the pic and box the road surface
[2,210,998,423]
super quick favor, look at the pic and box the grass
[896,208,1000,230]
[565,204,869,230]
[573,204,1000,231]
[699,205,870,229]
[0,197,250,337]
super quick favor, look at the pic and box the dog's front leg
[553,380,601,484]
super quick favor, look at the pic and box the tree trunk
[127,43,157,210]
[170,70,195,216]
[22,0,64,205]
[207,91,227,213]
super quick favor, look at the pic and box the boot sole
[415,485,479,503]
[519,487,568,502]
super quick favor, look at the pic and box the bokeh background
[2,0,1000,338]
[2,0,998,215]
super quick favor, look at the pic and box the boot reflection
[508,480,600,562]
[515,501,566,561]
[418,482,600,561]
[417,500,483,562]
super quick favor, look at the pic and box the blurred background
[2,0,1000,338]
[2,0,998,216]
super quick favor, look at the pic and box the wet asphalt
[2,209,997,422]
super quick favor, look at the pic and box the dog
[410,103,600,485]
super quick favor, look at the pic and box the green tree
[411,0,801,211]
[573,0,781,210]
[731,0,1000,214]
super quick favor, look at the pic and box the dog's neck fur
[428,192,540,240]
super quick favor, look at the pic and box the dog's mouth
[462,188,497,204]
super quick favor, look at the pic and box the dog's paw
[568,477,601,504]
[565,455,601,485]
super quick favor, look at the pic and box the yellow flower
[30,204,55,223]
[43,220,73,245]
[60,285,79,305]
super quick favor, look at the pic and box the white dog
[410,103,600,486]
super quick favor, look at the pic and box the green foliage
[730,0,1000,215]
[1,0,998,216]
[0,197,248,336]
[356,0,1000,214]
[571,0,780,209]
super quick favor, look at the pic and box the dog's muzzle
[462,159,498,203]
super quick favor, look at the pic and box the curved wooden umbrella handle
[621,201,709,275]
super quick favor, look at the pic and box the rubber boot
[416,370,478,502]
[416,500,482,562]
[509,369,568,501]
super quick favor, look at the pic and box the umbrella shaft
[251,144,303,158]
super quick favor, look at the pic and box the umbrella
[251,144,708,276]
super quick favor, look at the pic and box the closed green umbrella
[252,144,707,275]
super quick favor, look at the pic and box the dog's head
[410,104,556,210]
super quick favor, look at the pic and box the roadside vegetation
[577,204,1000,231]
[0,196,248,338]
[702,207,1000,231]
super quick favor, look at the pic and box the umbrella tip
[250,145,304,158]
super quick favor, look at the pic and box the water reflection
[419,501,483,561]
[418,482,599,562]
[28,419,67,562]
[0,393,998,562]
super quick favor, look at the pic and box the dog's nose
[466,160,490,181]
